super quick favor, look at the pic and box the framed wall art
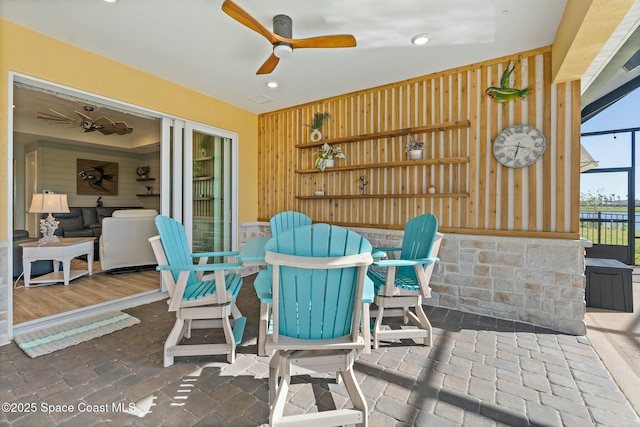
[76,158,119,195]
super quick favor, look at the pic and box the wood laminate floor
[12,259,160,324]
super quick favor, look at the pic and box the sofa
[53,206,142,259]
[99,209,159,272]
[12,230,55,279]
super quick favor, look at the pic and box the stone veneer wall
[240,222,589,335]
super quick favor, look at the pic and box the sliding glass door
[190,130,234,253]
[167,121,238,254]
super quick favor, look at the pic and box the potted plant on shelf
[199,136,212,157]
[313,143,345,171]
[304,112,331,142]
[406,137,424,160]
[136,165,151,179]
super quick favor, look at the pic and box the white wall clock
[493,124,546,168]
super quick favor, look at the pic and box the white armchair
[99,209,158,272]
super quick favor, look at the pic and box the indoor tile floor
[1,274,638,426]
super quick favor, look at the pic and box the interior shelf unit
[295,120,470,201]
[136,177,158,198]
[193,152,214,218]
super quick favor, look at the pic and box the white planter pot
[409,150,422,160]
[310,129,323,142]
[317,158,334,172]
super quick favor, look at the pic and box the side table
[20,237,95,286]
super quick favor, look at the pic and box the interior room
[2,0,640,425]
[11,83,163,324]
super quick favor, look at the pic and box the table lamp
[28,191,70,243]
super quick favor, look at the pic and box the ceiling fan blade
[290,34,357,49]
[256,53,280,75]
[75,111,94,122]
[37,109,75,122]
[37,114,74,123]
[222,0,281,44]
[95,116,133,135]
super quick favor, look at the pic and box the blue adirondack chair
[251,211,312,356]
[149,215,246,367]
[264,224,372,427]
[367,213,442,349]
[269,210,312,236]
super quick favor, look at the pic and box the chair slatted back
[398,214,439,282]
[269,211,312,236]
[155,215,198,288]
[265,224,372,341]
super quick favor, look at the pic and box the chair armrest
[373,257,438,268]
[371,249,388,259]
[192,251,240,258]
[362,276,374,304]
[157,263,243,272]
[253,270,272,303]
[374,247,402,252]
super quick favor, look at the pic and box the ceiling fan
[221,0,357,75]
[36,107,133,136]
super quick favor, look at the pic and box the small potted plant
[406,137,424,160]
[313,143,345,171]
[136,165,151,179]
[199,136,212,157]
[304,112,331,142]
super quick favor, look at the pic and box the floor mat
[14,311,140,358]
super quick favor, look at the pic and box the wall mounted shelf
[296,193,468,200]
[296,157,469,174]
[295,120,470,149]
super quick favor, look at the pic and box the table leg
[62,258,71,285]
[87,246,94,275]
[23,256,31,287]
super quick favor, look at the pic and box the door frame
[581,167,635,264]
[4,72,238,340]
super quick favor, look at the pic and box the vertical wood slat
[257,46,579,235]
[528,55,538,231]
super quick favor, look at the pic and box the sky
[580,86,640,202]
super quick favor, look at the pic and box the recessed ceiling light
[103,0,118,3]
[411,34,429,46]
[266,81,279,89]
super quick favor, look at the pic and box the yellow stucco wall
[0,19,258,240]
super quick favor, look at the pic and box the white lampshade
[28,193,70,214]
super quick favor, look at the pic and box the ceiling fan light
[274,44,293,59]
[411,34,429,46]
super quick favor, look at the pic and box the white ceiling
[6,0,640,154]
[1,0,568,115]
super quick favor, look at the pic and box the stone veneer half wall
[239,223,590,335]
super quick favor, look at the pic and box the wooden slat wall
[258,46,581,237]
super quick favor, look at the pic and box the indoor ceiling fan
[221,0,357,75]
[36,106,133,136]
